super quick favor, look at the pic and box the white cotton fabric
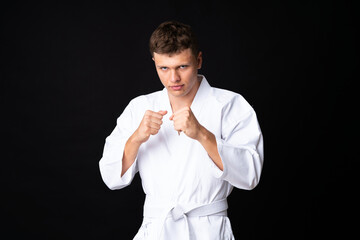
[99,75,264,240]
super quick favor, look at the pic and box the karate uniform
[99,75,264,240]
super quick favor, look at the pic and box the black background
[1,0,356,239]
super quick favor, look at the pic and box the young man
[99,21,264,240]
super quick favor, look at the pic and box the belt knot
[171,205,187,221]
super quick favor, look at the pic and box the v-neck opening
[161,75,210,118]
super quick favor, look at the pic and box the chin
[169,90,186,97]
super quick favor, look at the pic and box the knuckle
[151,129,159,135]
[145,110,153,116]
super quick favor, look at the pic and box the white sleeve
[99,101,139,190]
[210,95,264,190]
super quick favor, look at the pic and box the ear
[152,57,155,61]
[197,51,203,69]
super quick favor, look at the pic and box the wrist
[130,130,145,146]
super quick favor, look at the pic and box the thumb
[158,110,168,116]
[169,113,174,121]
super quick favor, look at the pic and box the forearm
[197,126,223,171]
[122,133,141,176]
[121,109,167,177]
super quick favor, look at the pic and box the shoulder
[128,90,163,109]
[209,86,253,115]
[118,90,163,124]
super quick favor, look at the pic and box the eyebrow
[156,63,190,68]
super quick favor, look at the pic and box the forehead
[153,48,195,66]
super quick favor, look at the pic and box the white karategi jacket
[99,75,264,240]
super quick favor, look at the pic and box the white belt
[143,196,228,240]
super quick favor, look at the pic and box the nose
[170,70,180,83]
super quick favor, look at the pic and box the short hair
[149,21,199,57]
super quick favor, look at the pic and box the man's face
[153,48,202,99]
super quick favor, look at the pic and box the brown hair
[149,21,199,57]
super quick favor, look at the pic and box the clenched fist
[134,110,168,144]
[169,106,202,140]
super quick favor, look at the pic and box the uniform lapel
[190,75,211,120]
[157,75,212,199]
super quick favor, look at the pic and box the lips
[170,84,184,91]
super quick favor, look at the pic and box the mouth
[170,84,184,91]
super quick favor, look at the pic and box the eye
[179,65,188,69]
[160,67,168,71]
